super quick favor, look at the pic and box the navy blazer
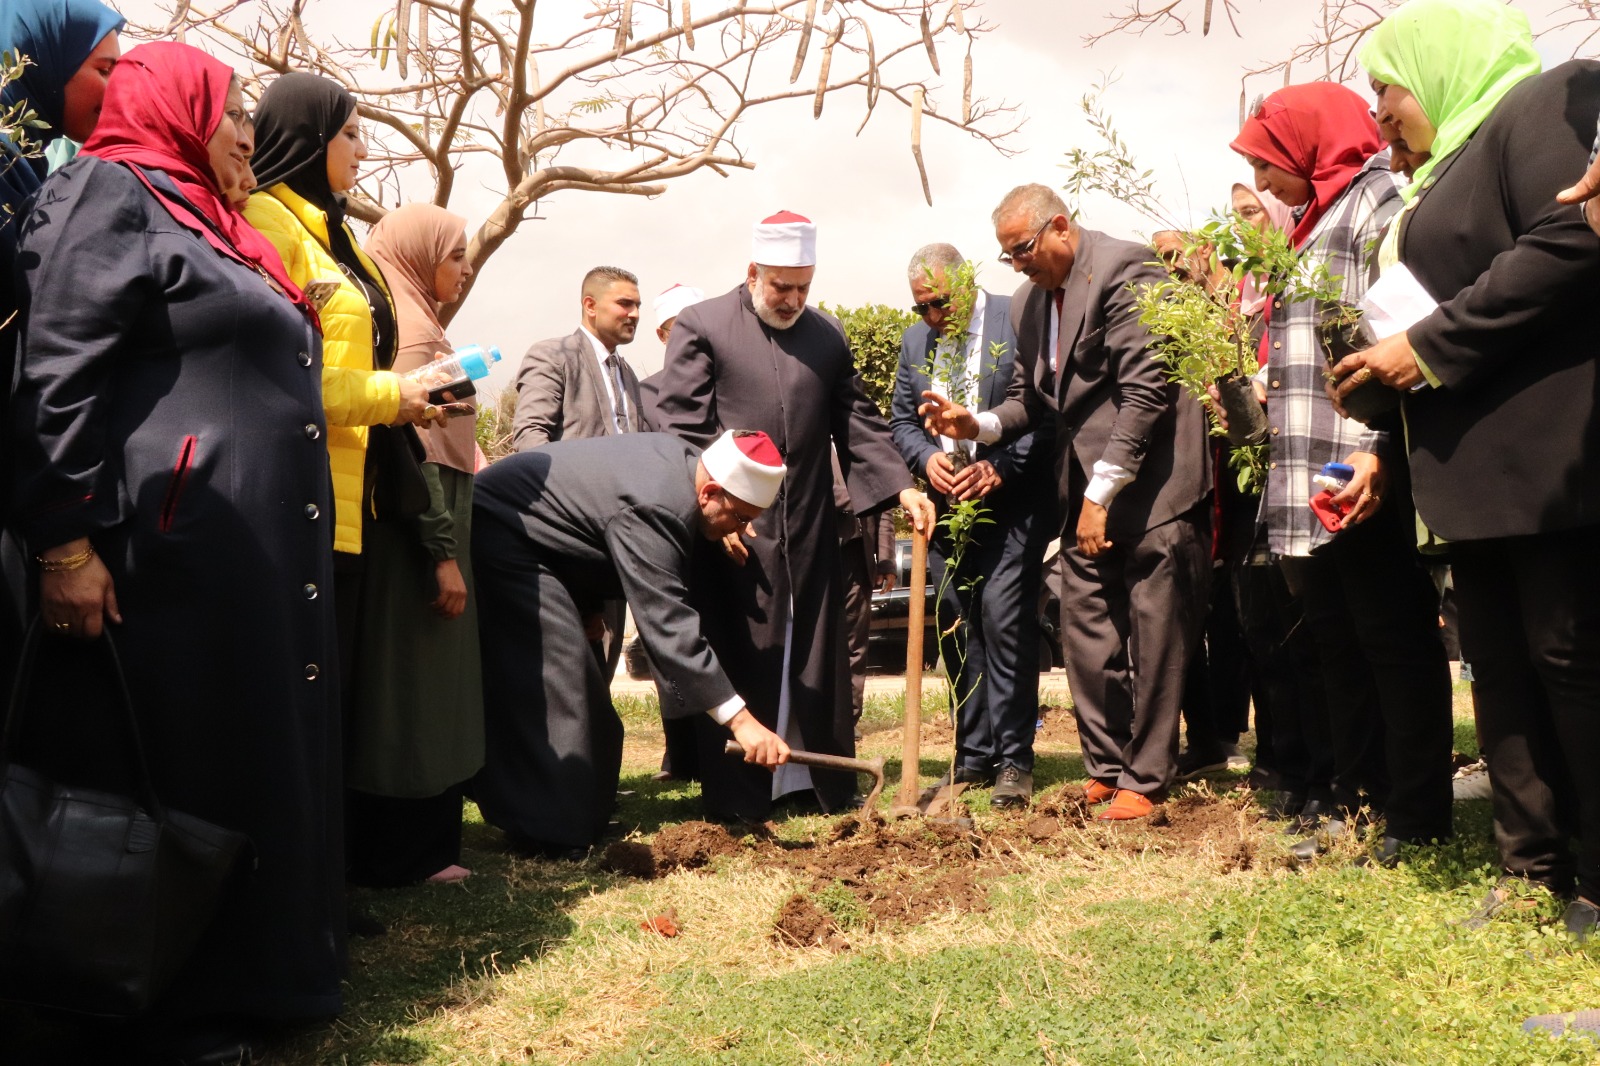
[888,291,1047,511]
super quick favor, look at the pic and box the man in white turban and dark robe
[652,210,936,822]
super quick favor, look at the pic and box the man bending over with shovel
[471,429,792,858]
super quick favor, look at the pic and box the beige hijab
[366,203,477,474]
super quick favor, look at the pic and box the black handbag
[367,422,431,520]
[0,622,253,1018]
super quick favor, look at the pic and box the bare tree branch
[133,0,1016,315]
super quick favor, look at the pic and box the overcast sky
[114,0,1587,389]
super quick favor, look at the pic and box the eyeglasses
[998,218,1054,265]
[911,296,951,315]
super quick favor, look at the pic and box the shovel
[722,741,885,815]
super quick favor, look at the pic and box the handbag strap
[1,619,168,822]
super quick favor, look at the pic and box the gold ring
[1352,367,1373,386]
[423,404,440,420]
[54,622,70,632]
[1370,494,1381,503]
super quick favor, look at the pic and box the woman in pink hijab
[346,203,485,887]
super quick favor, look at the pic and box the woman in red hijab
[1224,83,1454,871]
[9,41,339,1061]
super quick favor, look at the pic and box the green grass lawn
[14,682,1597,1064]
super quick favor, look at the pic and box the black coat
[1401,60,1600,541]
[9,156,342,1020]
[651,284,912,819]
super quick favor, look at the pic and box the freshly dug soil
[611,786,1270,944]
[772,893,847,951]
[1034,703,1081,747]
[650,821,744,872]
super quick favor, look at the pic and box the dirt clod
[1024,815,1060,841]
[640,908,680,937]
[772,893,847,950]
[651,821,742,873]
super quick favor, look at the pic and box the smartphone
[439,402,474,419]
[427,377,477,404]
[302,277,342,312]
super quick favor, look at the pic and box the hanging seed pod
[863,19,877,110]
[1203,0,1213,35]
[528,54,546,131]
[910,86,932,206]
[396,0,410,77]
[790,0,816,83]
[822,0,834,15]
[682,0,695,48]
[961,52,971,124]
[920,5,939,75]
[813,18,842,119]
[949,0,965,36]
[616,0,633,53]
[416,3,428,106]
[625,99,634,147]
[1238,86,1245,128]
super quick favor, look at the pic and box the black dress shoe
[1283,798,1338,836]
[505,833,590,862]
[1289,817,1349,863]
[991,766,1033,809]
[1563,899,1600,943]
[1355,836,1405,869]
[137,1018,265,1066]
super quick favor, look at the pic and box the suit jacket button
[305,664,320,681]
[303,423,321,440]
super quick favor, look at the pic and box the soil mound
[772,893,848,951]
[1034,703,1080,746]
[650,820,743,873]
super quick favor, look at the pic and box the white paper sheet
[1358,263,1438,339]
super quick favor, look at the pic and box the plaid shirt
[1260,155,1401,557]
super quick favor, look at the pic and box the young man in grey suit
[889,243,1054,808]
[511,265,645,449]
[921,184,1212,820]
[511,265,647,680]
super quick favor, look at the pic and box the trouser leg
[1277,554,1357,809]
[980,507,1045,775]
[1328,511,1453,842]
[1120,510,1210,794]
[930,535,992,773]
[1060,540,1132,785]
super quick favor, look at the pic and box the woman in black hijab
[245,72,439,684]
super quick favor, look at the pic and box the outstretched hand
[917,390,979,441]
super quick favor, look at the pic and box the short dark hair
[582,265,638,301]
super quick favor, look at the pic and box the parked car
[867,537,1065,674]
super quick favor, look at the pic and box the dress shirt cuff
[1085,460,1134,508]
[707,694,744,726]
[1410,343,1441,391]
[974,411,1003,445]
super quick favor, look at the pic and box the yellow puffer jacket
[245,184,400,555]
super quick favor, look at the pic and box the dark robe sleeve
[830,363,914,519]
[605,503,737,719]
[10,163,151,552]
[650,305,720,450]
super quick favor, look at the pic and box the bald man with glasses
[922,184,1212,821]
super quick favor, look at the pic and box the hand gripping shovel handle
[723,741,885,812]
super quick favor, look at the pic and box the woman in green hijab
[1331,0,1600,941]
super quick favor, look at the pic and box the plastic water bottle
[405,344,502,400]
[1311,462,1355,494]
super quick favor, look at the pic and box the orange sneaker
[1084,779,1116,805]
[1095,789,1154,821]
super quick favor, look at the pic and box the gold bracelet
[37,545,95,573]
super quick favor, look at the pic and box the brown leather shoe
[1083,779,1116,805]
[1095,789,1154,821]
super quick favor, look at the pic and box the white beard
[751,286,802,331]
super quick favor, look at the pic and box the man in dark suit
[511,265,645,449]
[921,184,1211,820]
[889,242,1053,808]
[471,430,792,855]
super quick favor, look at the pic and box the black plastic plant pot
[1320,311,1401,425]
[1214,372,1269,447]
